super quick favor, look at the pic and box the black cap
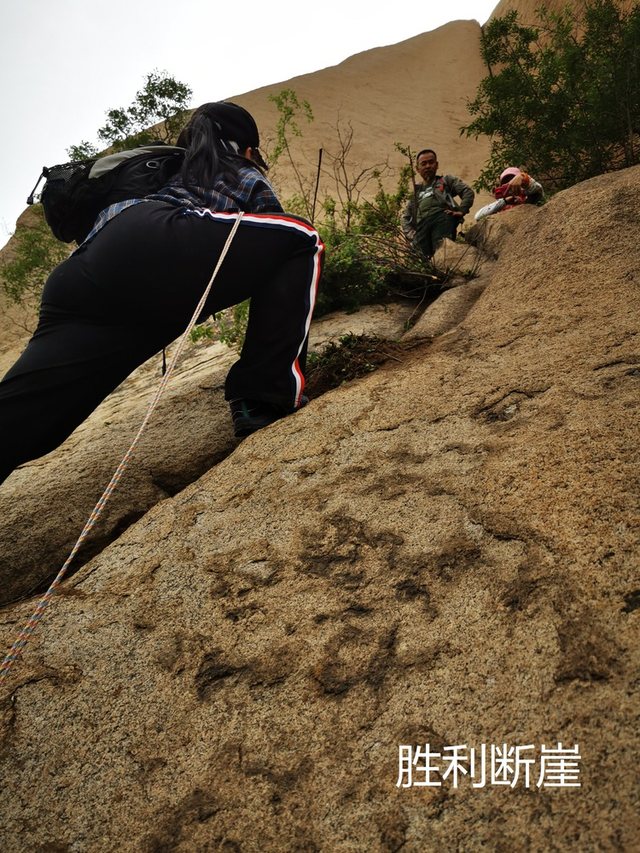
[200,101,260,149]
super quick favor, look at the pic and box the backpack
[414,176,456,220]
[27,144,185,244]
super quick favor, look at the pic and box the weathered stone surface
[1,165,638,850]
[403,278,488,341]
[0,303,412,605]
[432,236,484,280]
[309,302,414,352]
[406,207,541,341]
[464,203,540,259]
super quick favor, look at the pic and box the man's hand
[444,209,464,218]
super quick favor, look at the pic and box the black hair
[416,149,437,163]
[178,107,223,188]
[177,102,263,189]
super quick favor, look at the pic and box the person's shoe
[229,398,285,438]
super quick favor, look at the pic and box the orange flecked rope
[0,212,245,683]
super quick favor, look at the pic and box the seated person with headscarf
[475,166,544,220]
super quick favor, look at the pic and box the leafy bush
[315,171,443,316]
[1,208,70,317]
[463,0,640,192]
[189,301,251,350]
[315,222,388,316]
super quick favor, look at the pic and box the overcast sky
[0,0,497,250]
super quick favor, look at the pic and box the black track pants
[0,202,323,483]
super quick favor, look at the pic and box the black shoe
[229,399,285,438]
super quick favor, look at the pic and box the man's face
[417,152,438,182]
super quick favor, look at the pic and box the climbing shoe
[229,398,285,438]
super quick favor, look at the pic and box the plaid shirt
[81,161,283,245]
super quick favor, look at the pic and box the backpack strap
[439,176,456,209]
[27,169,48,205]
[88,145,185,179]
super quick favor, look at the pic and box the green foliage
[190,302,251,351]
[358,164,413,237]
[189,322,216,344]
[463,0,640,192]
[66,140,100,161]
[315,223,388,316]
[267,89,316,220]
[67,70,192,158]
[268,89,314,163]
[1,208,69,312]
[214,301,250,350]
[315,165,435,316]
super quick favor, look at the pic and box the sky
[0,0,497,250]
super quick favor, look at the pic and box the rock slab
[0,167,639,851]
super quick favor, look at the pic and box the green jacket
[402,174,475,241]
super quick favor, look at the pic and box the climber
[475,166,545,221]
[401,149,474,258]
[495,166,544,206]
[0,102,324,485]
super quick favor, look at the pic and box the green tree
[3,71,193,320]
[463,0,640,192]
[66,140,100,162]
[268,88,314,163]
[67,70,192,159]
[1,208,70,323]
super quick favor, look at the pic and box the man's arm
[401,196,417,241]
[506,172,544,204]
[446,176,475,215]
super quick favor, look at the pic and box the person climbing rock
[0,102,324,485]
[474,166,545,221]
[495,166,544,206]
[401,148,474,258]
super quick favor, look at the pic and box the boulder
[464,204,540,259]
[0,304,413,605]
[432,236,484,281]
[1,167,639,851]
[402,277,488,340]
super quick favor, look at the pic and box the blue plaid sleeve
[235,168,284,213]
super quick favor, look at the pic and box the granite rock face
[0,167,639,851]
[0,304,414,606]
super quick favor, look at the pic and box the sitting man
[401,149,475,258]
